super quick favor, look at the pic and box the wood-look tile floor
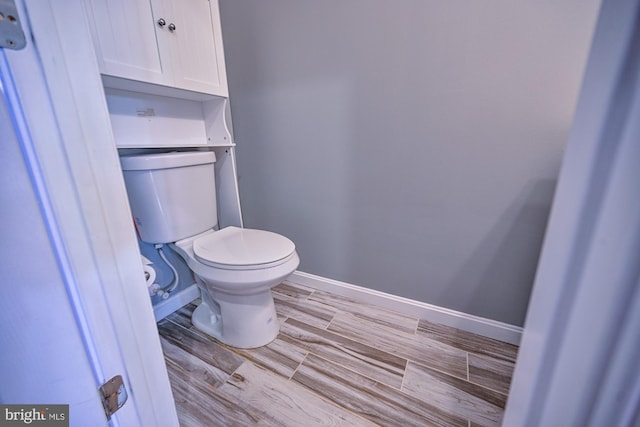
[157,282,518,427]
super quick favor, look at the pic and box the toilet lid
[193,226,296,268]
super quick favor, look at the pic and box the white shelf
[116,143,236,149]
[105,88,233,148]
[102,75,227,102]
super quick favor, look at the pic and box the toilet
[120,151,299,348]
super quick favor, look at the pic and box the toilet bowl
[119,151,299,349]
[170,227,299,348]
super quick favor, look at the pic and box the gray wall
[218,0,601,326]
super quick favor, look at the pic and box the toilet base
[192,289,280,349]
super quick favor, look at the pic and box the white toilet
[120,151,299,348]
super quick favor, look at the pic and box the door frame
[503,0,640,424]
[2,0,178,425]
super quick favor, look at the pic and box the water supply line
[153,243,179,299]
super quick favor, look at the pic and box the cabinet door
[161,0,228,96]
[83,0,167,85]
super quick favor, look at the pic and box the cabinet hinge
[0,0,26,50]
[99,375,128,420]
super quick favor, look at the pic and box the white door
[0,0,178,425]
[0,64,109,426]
[503,0,640,424]
[167,0,229,95]
[83,0,166,85]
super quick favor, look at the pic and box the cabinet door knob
[157,18,166,27]
[168,23,176,32]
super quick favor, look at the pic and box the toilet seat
[193,226,296,271]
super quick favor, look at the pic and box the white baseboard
[288,271,522,346]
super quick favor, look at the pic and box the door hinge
[0,0,26,50]
[99,375,128,420]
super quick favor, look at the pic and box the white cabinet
[84,0,228,97]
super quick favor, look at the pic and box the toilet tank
[120,151,217,244]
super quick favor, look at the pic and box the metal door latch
[0,0,26,50]
[99,375,128,420]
